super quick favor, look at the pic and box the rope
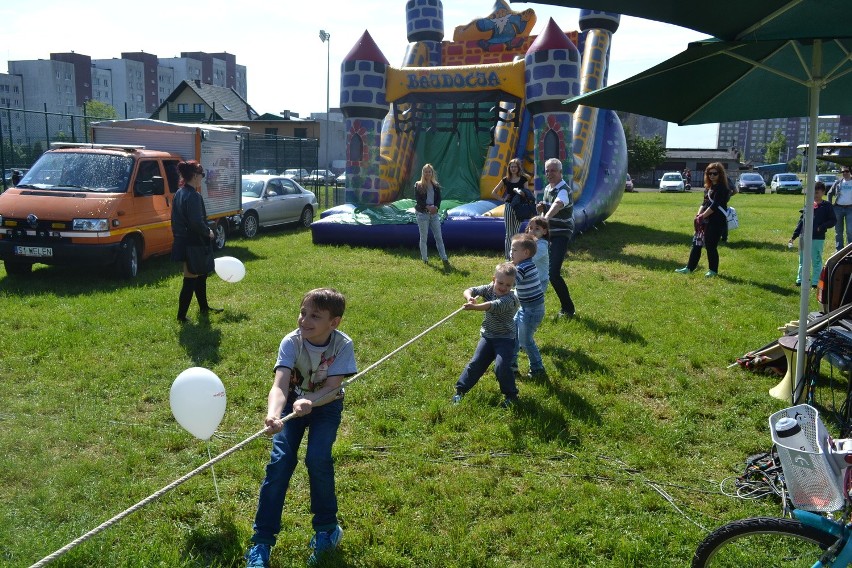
[29,306,464,568]
[28,427,269,568]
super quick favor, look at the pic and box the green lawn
[0,191,827,567]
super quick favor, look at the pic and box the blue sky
[0,0,716,147]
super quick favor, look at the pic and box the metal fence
[0,108,344,208]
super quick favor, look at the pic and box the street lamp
[319,30,331,199]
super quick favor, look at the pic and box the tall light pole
[319,30,331,200]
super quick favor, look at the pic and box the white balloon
[170,367,227,441]
[214,256,246,283]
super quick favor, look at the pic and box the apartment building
[718,116,852,164]
[0,51,248,150]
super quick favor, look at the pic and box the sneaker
[451,392,464,405]
[309,525,343,565]
[705,270,717,278]
[527,369,547,379]
[201,306,224,314]
[674,267,692,274]
[557,310,575,320]
[500,396,518,409]
[245,543,271,568]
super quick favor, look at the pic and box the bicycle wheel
[807,362,852,437]
[692,517,840,567]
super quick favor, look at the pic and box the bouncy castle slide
[311,1,627,250]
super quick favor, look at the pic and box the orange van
[0,119,243,278]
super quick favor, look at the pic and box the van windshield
[18,152,132,192]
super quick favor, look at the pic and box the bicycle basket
[769,404,846,512]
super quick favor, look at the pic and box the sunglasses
[707,171,719,176]
[844,170,851,174]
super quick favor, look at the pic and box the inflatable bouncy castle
[311,1,627,250]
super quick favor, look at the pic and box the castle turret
[340,31,391,204]
[572,10,622,194]
[405,0,444,67]
[524,18,581,194]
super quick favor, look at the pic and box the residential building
[616,111,667,145]
[718,116,852,164]
[150,80,259,123]
[0,73,25,146]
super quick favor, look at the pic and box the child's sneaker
[245,543,271,568]
[309,525,343,565]
[451,392,464,405]
[500,396,518,409]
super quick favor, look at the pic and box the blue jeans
[835,204,852,251]
[251,398,343,545]
[415,211,448,261]
[455,336,518,398]
[797,238,825,286]
[512,302,545,372]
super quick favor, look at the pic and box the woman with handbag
[171,160,222,322]
[675,162,731,278]
[491,158,534,260]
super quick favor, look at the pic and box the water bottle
[775,416,815,453]
[788,241,794,249]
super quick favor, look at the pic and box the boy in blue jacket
[789,182,836,288]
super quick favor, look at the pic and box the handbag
[186,242,215,275]
[725,206,739,230]
[509,189,536,221]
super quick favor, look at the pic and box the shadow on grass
[0,242,264,297]
[183,509,244,567]
[574,220,780,259]
[572,315,646,345]
[179,317,223,366]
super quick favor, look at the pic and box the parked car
[336,172,347,187]
[737,172,767,194]
[305,169,335,185]
[816,173,838,187]
[659,172,685,192]
[282,168,310,182]
[253,169,276,175]
[770,173,804,194]
[624,173,634,192]
[235,175,318,238]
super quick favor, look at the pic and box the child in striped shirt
[453,262,520,408]
[510,234,546,378]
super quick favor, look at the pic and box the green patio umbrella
[560,36,852,395]
[512,0,850,42]
[514,0,852,393]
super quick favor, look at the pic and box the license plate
[15,246,53,258]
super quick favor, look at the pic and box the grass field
[0,191,830,567]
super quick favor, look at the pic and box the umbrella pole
[794,40,823,397]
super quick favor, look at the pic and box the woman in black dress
[491,158,533,260]
[171,160,221,322]
[675,162,731,277]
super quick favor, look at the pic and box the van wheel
[115,236,140,279]
[213,220,227,250]
[4,260,33,275]
[299,206,314,228]
[241,211,259,238]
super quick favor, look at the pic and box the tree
[764,128,787,163]
[82,101,119,137]
[84,100,119,120]
[626,132,667,177]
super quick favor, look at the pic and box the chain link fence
[0,108,344,208]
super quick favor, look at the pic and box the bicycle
[692,404,852,567]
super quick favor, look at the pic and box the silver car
[238,175,318,238]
